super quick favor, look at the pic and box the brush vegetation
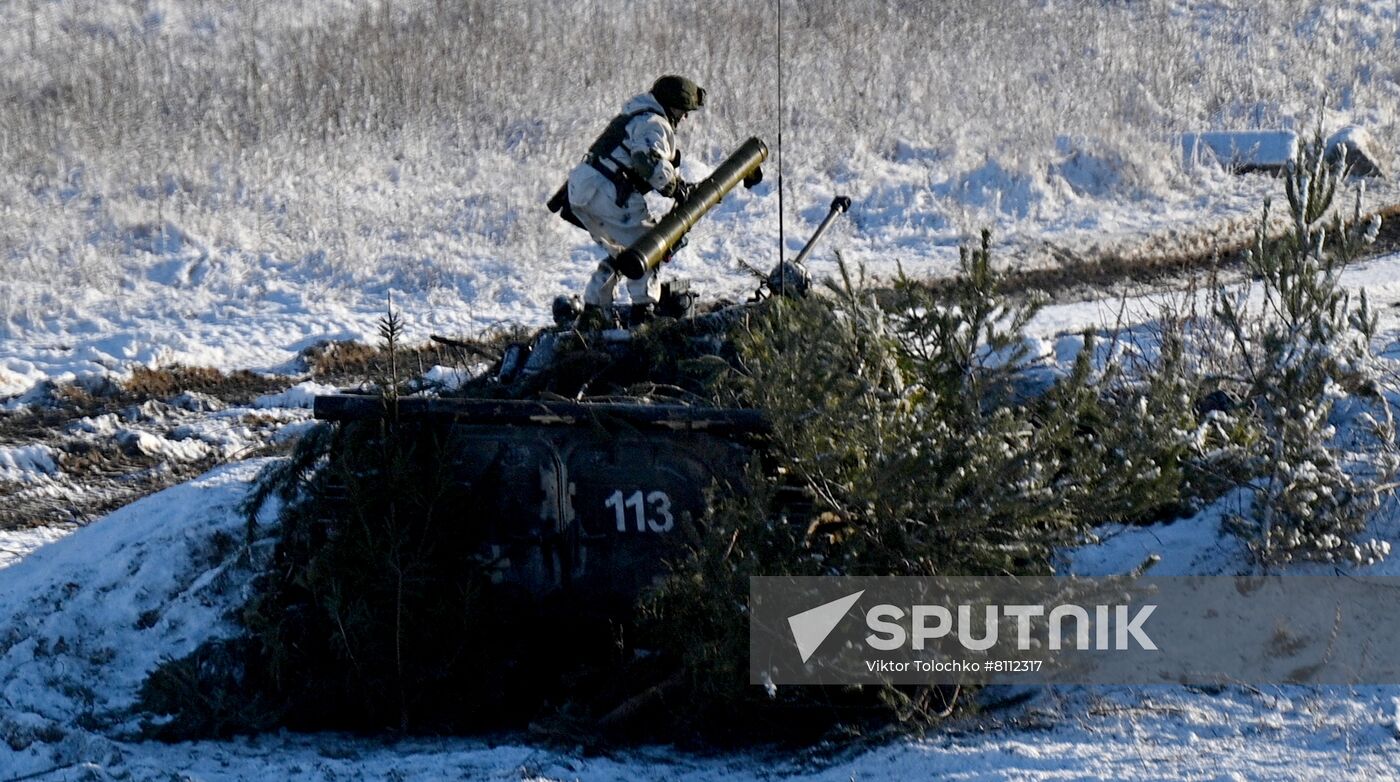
[137,137,1394,742]
[137,232,1202,742]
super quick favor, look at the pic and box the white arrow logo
[787,590,864,663]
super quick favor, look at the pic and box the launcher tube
[613,137,768,279]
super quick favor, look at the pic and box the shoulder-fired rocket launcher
[612,137,768,280]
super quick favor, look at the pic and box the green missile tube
[613,137,768,280]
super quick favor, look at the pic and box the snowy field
[1,0,1398,397]
[4,0,1400,779]
[5,450,1400,780]
[7,335,1400,779]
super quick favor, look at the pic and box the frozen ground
[9,282,1400,780]
[2,0,1398,399]
[5,250,1400,780]
[3,0,1400,778]
[5,370,1400,780]
[0,380,331,535]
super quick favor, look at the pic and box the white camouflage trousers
[567,164,662,308]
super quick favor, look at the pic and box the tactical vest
[586,107,667,206]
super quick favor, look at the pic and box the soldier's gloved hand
[663,235,689,264]
[671,179,697,204]
[743,165,764,189]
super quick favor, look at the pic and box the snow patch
[422,363,474,391]
[951,159,1049,219]
[0,525,73,569]
[253,380,340,409]
[1326,125,1388,178]
[0,461,273,760]
[1182,130,1297,172]
[116,429,213,462]
[0,444,60,483]
[169,390,226,413]
[272,419,324,444]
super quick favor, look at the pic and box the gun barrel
[613,137,768,280]
[792,195,852,267]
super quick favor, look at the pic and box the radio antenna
[776,0,786,288]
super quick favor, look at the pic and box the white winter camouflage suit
[567,92,683,309]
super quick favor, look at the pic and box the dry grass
[300,339,454,384]
[1,1,1395,326]
[123,365,285,403]
[894,202,1400,304]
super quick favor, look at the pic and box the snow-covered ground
[11,686,1400,782]
[6,402,1400,780]
[7,249,1400,780]
[2,0,1397,399]
[9,259,1400,777]
[4,0,1400,778]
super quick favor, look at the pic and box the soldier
[561,75,706,328]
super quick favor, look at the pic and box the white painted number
[646,490,674,532]
[604,490,627,531]
[604,489,674,533]
[624,489,645,530]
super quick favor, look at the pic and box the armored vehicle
[311,138,848,604]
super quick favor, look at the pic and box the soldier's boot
[626,303,655,329]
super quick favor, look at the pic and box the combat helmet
[651,75,706,122]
